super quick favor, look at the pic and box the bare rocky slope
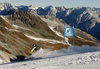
[0,3,100,40]
[0,9,99,63]
[34,6,100,41]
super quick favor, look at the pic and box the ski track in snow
[0,46,100,69]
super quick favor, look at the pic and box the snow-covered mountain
[0,2,100,64]
[35,6,100,40]
[0,8,99,64]
[5,3,99,40]
[0,2,14,10]
[0,2,17,15]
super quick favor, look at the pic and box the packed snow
[0,45,100,69]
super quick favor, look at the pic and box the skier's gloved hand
[30,53,32,55]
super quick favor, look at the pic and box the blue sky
[0,0,100,8]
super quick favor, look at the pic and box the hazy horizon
[0,0,100,8]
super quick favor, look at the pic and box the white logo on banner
[66,28,71,34]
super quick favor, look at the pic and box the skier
[25,43,43,59]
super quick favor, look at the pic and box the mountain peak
[29,5,34,7]
[45,5,54,10]
[28,5,38,9]
[0,2,16,11]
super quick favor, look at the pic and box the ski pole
[24,50,29,54]
[24,50,31,55]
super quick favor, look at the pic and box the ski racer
[27,43,43,59]
[25,43,43,59]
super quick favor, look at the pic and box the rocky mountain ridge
[0,2,99,64]
[34,6,100,40]
[0,2,100,40]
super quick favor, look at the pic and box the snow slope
[0,46,100,69]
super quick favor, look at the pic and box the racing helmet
[32,43,36,47]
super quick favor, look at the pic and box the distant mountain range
[0,2,100,40]
[0,2,99,63]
